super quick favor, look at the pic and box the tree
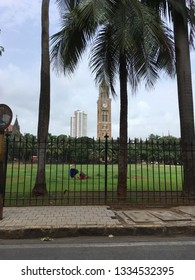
[142,0,195,194]
[32,0,50,196]
[51,0,175,198]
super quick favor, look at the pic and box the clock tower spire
[97,81,112,140]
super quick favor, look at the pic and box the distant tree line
[6,133,182,166]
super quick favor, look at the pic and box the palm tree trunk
[173,0,195,194]
[32,0,50,196]
[118,53,128,198]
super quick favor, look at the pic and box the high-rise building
[97,82,112,140]
[70,110,87,138]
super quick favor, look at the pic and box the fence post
[104,134,109,201]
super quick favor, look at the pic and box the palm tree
[32,0,50,196]
[51,0,175,198]
[142,0,195,194]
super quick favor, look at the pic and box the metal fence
[3,135,195,206]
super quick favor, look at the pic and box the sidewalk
[0,205,195,239]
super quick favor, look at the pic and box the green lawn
[4,162,184,206]
[5,162,183,193]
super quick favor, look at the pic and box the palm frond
[89,24,118,97]
[55,0,81,13]
[50,3,92,75]
[187,1,195,48]
[0,46,4,56]
[51,0,175,95]
[50,25,87,74]
[112,0,175,91]
[142,0,195,48]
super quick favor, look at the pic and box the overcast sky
[0,0,195,139]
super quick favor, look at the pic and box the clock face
[102,101,108,108]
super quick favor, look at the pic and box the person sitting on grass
[69,165,79,178]
[78,171,88,180]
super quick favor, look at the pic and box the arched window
[102,112,108,122]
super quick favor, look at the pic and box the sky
[0,0,195,140]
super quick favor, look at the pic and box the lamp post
[0,104,12,220]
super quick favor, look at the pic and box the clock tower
[97,82,111,140]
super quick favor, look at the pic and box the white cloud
[0,1,41,29]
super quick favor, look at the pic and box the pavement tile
[174,206,195,217]
[1,205,195,238]
[122,210,162,223]
[116,211,136,225]
[148,209,192,221]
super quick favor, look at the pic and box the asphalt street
[1,236,195,260]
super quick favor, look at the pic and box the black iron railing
[3,135,195,206]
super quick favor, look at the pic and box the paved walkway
[0,205,195,238]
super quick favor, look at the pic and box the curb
[1,225,195,239]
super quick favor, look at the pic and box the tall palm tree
[51,0,175,198]
[32,0,50,196]
[142,0,195,194]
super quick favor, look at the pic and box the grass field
[5,162,183,193]
[3,162,186,206]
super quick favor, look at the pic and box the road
[1,236,195,260]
